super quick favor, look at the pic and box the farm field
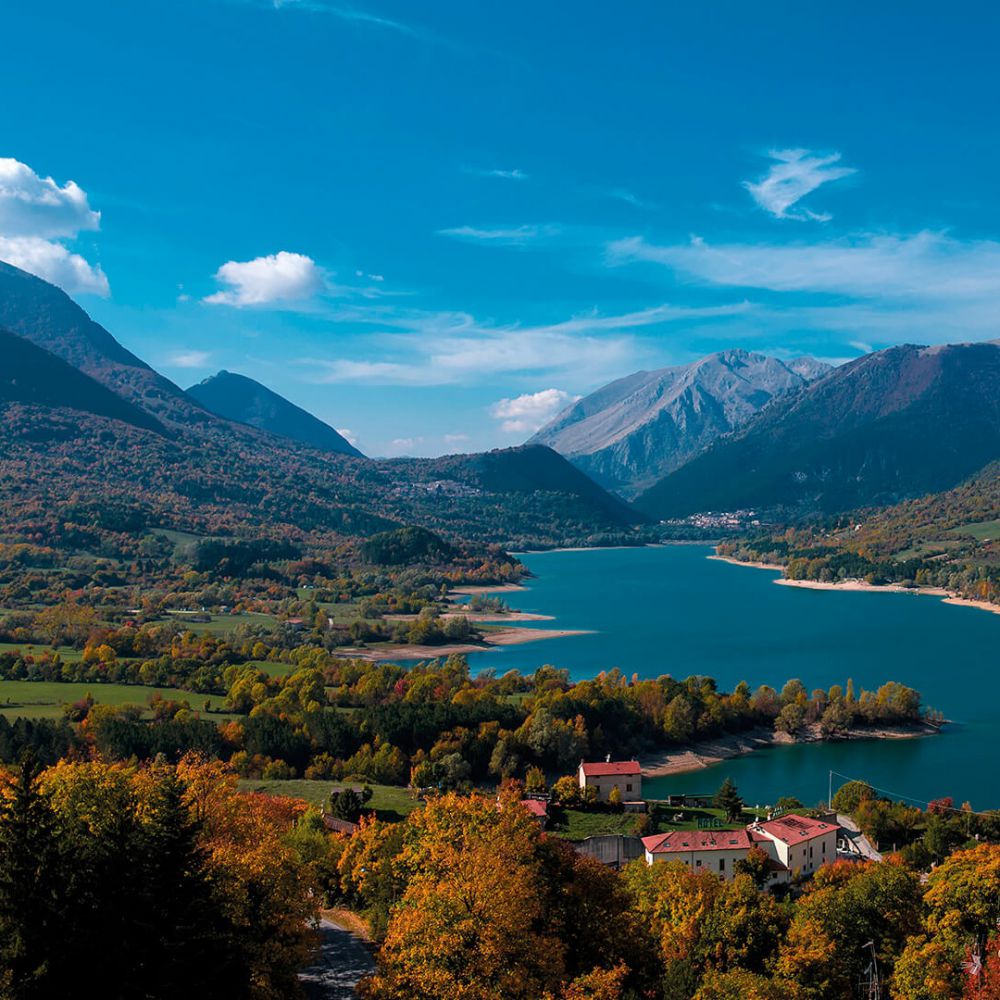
[0,679,233,720]
[239,779,421,822]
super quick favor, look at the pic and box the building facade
[578,760,643,803]
[748,814,838,877]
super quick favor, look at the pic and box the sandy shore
[386,611,554,623]
[942,596,1000,616]
[708,554,785,571]
[639,721,943,778]
[714,551,1000,617]
[449,583,527,595]
[775,578,950,597]
[341,626,592,662]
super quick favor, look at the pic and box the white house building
[578,759,642,803]
[641,829,754,880]
[748,814,838,877]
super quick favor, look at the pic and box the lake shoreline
[341,626,594,662]
[714,551,1000,618]
[639,720,943,779]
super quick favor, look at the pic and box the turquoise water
[464,545,1000,810]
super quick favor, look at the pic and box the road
[837,813,883,862]
[298,918,375,999]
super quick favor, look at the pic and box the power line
[829,770,997,819]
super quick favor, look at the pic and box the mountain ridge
[530,348,830,496]
[636,342,1000,518]
[187,369,364,457]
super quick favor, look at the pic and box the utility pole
[860,941,882,1000]
[829,770,833,810]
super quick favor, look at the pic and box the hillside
[720,464,1000,605]
[0,261,197,422]
[530,349,829,496]
[637,343,1000,519]
[0,262,644,556]
[0,328,163,434]
[188,370,363,457]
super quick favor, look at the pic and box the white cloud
[167,350,211,368]
[610,230,1000,344]
[490,389,579,434]
[465,167,528,181]
[301,301,744,387]
[0,159,107,295]
[336,427,360,447]
[849,340,873,354]
[743,149,855,221]
[436,224,559,246]
[388,436,424,455]
[609,231,1000,301]
[205,251,325,306]
[443,433,470,445]
[0,236,109,296]
[0,158,100,238]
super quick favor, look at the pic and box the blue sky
[4,1,1000,456]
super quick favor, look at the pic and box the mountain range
[0,262,646,552]
[530,349,830,496]
[636,342,1000,518]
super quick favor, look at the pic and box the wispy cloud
[743,148,855,221]
[490,388,579,434]
[299,301,749,387]
[266,0,426,38]
[464,167,529,182]
[609,230,1000,344]
[167,350,212,368]
[436,224,560,246]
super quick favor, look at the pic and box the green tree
[714,778,744,822]
[0,755,64,998]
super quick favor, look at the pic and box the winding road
[299,918,375,999]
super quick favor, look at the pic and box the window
[696,859,702,867]
[809,846,813,858]
[626,783,632,792]
[719,858,725,871]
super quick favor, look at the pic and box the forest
[4,758,1000,1000]
[718,465,1000,608]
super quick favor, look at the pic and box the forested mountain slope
[637,343,1000,518]
[188,370,363,457]
[0,262,644,553]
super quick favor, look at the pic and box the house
[578,759,642,803]
[748,814,837,877]
[520,798,549,829]
[641,829,755,879]
[322,815,359,835]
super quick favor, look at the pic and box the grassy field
[554,803,765,842]
[247,659,298,677]
[0,642,84,662]
[239,779,421,822]
[171,611,277,636]
[0,679,233,720]
[947,518,1000,542]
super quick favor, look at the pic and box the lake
[464,544,1000,811]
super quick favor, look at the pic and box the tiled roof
[642,829,752,854]
[521,799,548,818]
[755,814,836,843]
[580,760,641,777]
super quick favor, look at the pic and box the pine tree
[714,777,744,822]
[0,754,64,999]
